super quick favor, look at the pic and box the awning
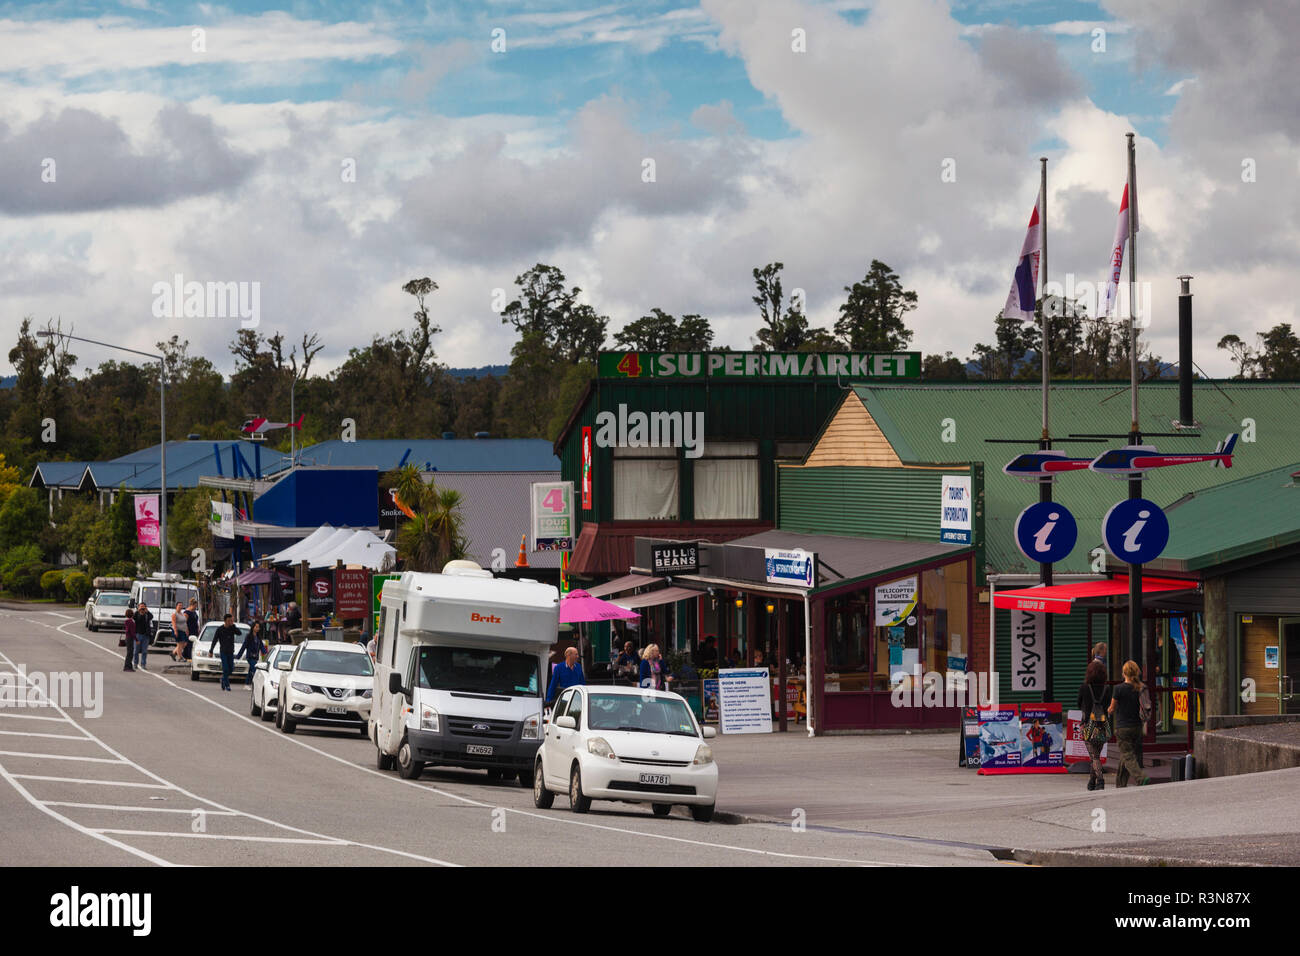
[993,575,1198,614]
[586,574,657,598]
[610,586,700,610]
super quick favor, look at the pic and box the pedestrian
[286,601,302,632]
[184,599,201,661]
[133,602,154,671]
[697,635,718,669]
[546,646,585,706]
[170,602,187,661]
[122,610,136,672]
[209,613,240,692]
[639,643,674,692]
[235,619,266,686]
[1108,660,1151,787]
[1091,642,1108,669]
[1077,659,1112,791]
[366,627,378,660]
[614,641,639,684]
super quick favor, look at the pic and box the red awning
[993,575,1197,615]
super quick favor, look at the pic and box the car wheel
[690,804,715,823]
[190,669,200,682]
[89,624,97,632]
[569,764,591,814]
[376,743,395,771]
[501,769,518,782]
[517,768,534,789]
[250,688,261,717]
[274,705,283,729]
[357,723,368,737]
[486,769,502,781]
[281,712,296,734]
[260,703,273,722]
[652,803,672,817]
[532,759,553,809]
[397,737,424,780]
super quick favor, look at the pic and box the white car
[533,685,718,822]
[249,644,296,721]
[190,622,251,681]
[86,591,131,631]
[276,640,373,736]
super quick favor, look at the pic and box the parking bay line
[91,830,347,846]
[45,802,239,815]
[0,750,124,763]
[10,775,172,789]
[0,730,89,741]
[48,619,921,867]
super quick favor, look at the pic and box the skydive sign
[599,351,921,380]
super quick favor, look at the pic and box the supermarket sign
[599,351,921,380]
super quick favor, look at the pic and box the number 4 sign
[530,481,575,552]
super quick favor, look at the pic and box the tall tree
[1255,323,1300,379]
[1217,334,1257,379]
[614,309,714,352]
[501,264,608,364]
[387,465,468,572]
[751,262,814,351]
[833,260,917,352]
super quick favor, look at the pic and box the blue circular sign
[1102,497,1170,565]
[1014,501,1078,564]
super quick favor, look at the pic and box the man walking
[184,599,201,661]
[133,601,154,671]
[209,613,240,692]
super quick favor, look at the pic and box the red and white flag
[1002,187,1043,321]
[1100,182,1138,318]
[134,494,160,547]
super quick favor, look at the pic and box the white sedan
[249,644,296,721]
[533,685,718,822]
[276,640,373,736]
[190,622,251,682]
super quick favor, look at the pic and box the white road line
[0,712,72,722]
[0,730,88,741]
[92,830,346,845]
[0,640,459,868]
[45,802,239,815]
[45,617,903,866]
[11,774,172,789]
[0,750,124,763]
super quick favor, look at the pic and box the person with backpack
[1076,659,1112,790]
[1108,659,1152,787]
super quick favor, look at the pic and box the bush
[7,561,53,598]
[107,560,139,578]
[63,571,92,605]
[40,569,66,600]
[0,543,42,589]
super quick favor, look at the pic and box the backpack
[1139,684,1158,727]
[1083,684,1111,741]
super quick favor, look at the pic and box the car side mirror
[555,715,576,729]
[255,662,268,671]
[277,662,292,672]
[702,726,716,739]
[388,672,403,696]
[128,599,137,609]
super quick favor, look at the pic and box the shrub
[63,571,92,605]
[40,569,66,600]
[7,561,53,598]
[107,560,139,578]
[0,543,42,589]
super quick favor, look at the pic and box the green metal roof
[851,382,1300,574]
[1151,462,1300,572]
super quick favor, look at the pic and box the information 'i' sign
[1014,501,1078,565]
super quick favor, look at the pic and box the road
[0,609,1005,867]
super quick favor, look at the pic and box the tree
[922,352,968,380]
[751,262,815,351]
[167,487,214,565]
[50,494,99,563]
[387,465,468,572]
[614,309,714,352]
[1255,324,1300,379]
[833,260,917,352]
[1217,334,1257,379]
[501,264,608,364]
[970,312,1035,379]
[0,487,47,555]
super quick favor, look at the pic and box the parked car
[85,591,131,631]
[249,644,296,721]
[277,640,373,736]
[532,685,718,822]
[190,621,251,682]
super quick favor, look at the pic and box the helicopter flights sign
[875,577,919,627]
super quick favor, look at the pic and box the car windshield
[416,646,539,698]
[587,695,699,736]
[297,648,373,676]
[98,594,131,606]
[269,647,294,666]
[138,585,198,608]
[201,624,248,643]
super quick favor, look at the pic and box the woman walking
[1076,659,1111,790]
[638,644,674,692]
[1109,660,1151,787]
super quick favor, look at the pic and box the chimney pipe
[1177,275,1195,428]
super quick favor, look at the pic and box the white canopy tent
[266,524,335,564]
[307,529,396,570]
[275,527,353,566]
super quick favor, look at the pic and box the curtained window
[694,440,759,520]
[613,446,679,520]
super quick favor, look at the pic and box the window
[613,446,679,520]
[415,646,539,697]
[377,607,388,663]
[694,440,759,520]
[568,690,583,728]
[554,690,572,720]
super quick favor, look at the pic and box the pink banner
[134,494,160,547]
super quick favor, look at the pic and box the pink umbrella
[559,589,639,624]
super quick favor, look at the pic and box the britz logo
[470,612,501,624]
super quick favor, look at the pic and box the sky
[1,0,1297,379]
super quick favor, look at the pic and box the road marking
[0,750,125,763]
[42,618,912,866]
[11,774,172,788]
[0,641,459,867]
[45,802,239,815]
[0,713,73,722]
[92,830,346,845]
[0,730,88,740]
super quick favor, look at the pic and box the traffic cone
[515,534,529,568]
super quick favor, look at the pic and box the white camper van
[370,561,559,788]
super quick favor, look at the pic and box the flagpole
[1125,131,1142,668]
[1038,156,1054,703]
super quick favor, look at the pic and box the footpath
[706,729,1300,866]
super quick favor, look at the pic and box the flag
[134,494,160,547]
[1100,182,1137,318]
[1002,187,1043,320]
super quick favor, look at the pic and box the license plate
[639,773,670,786]
[327,705,347,715]
[466,744,494,756]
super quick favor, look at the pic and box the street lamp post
[38,332,168,575]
